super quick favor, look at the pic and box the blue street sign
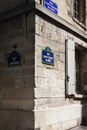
[44,0,58,15]
[42,47,54,65]
[8,51,21,67]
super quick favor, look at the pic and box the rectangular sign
[44,0,58,15]
[42,47,54,65]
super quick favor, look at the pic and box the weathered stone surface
[0,110,34,128]
[0,12,35,130]
[0,0,87,130]
[35,104,83,128]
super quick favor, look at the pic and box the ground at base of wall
[70,126,87,130]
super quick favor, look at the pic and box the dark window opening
[75,45,87,94]
[75,47,81,93]
[73,0,86,24]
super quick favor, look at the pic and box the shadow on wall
[74,97,87,126]
[81,98,87,126]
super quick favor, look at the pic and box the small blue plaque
[44,0,58,15]
[42,47,54,65]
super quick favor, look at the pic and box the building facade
[0,0,87,130]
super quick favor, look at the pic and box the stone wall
[0,0,87,130]
[0,12,35,130]
[34,13,87,130]
[0,0,34,13]
[35,0,87,31]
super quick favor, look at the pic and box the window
[75,45,87,94]
[74,0,79,20]
[73,0,86,24]
[66,39,87,96]
[75,48,81,92]
[75,45,83,93]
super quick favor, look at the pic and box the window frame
[66,39,87,98]
[75,44,83,94]
[73,0,80,21]
[75,47,81,93]
[73,0,86,26]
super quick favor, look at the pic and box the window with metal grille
[74,0,80,20]
[73,0,86,24]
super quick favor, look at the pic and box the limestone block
[35,67,50,78]
[35,23,58,41]
[35,107,70,128]
[70,105,82,119]
[15,76,34,88]
[0,78,15,88]
[0,126,33,130]
[18,99,34,110]
[35,66,65,80]
[62,119,77,130]
[45,108,60,125]
[1,99,17,109]
[55,52,65,62]
[35,67,45,77]
[51,123,62,130]
[55,60,65,71]
[35,15,45,27]
[35,76,48,88]
[35,76,59,88]
[0,87,34,99]
[0,75,34,89]
[35,68,65,89]
[27,18,35,33]
[0,110,34,128]
[34,97,67,110]
[46,78,65,89]
[35,88,65,98]
[35,104,83,129]
[40,125,52,130]
[40,123,62,130]
[35,34,61,51]
[0,65,34,80]
[1,35,34,51]
[35,23,42,35]
[58,105,82,122]
[58,106,71,122]
[35,110,46,127]
[35,46,42,58]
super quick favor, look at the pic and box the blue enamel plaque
[44,0,58,15]
[8,51,21,67]
[42,47,54,65]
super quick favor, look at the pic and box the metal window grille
[73,0,86,24]
[74,0,80,20]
